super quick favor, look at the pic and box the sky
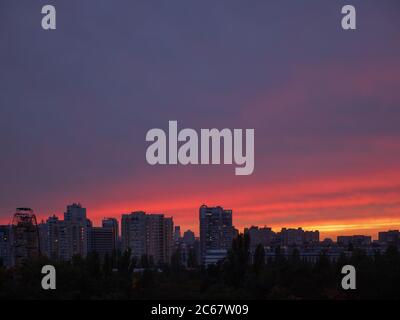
[0,0,399,240]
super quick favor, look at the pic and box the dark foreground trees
[0,242,399,299]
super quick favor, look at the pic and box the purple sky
[0,1,399,238]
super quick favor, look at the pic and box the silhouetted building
[278,228,319,247]
[164,217,174,264]
[337,235,371,247]
[183,230,195,246]
[199,205,234,264]
[122,211,146,259]
[146,214,170,265]
[232,227,239,239]
[63,203,92,259]
[174,226,181,244]
[178,230,200,267]
[38,220,48,257]
[304,230,320,244]
[204,249,228,266]
[121,211,174,265]
[245,226,275,250]
[45,215,62,260]
[90,227,114,258]
[378,230,400,246]
[102,218,119,251]
[0,225,11,267]
[279,228,304,246]
[40,207,91,261]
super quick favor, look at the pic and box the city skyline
[1,1,400,242]
[3,203,398,270]
[1,202,398,241]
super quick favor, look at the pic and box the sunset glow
[1,1,399,243]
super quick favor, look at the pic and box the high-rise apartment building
[121,212,174,265]
[38,205,91,261]
[145,214,165,264]
[199,205,234,263]
[164,217,174,264]
[183,230,195,246]
[121,211,147,259]
[63,203,92,259]
[45,215,61,260]
[90,227,114,258]
[279,228,304,246]
[180,230,200,267]
[174,226,181,244]
[38,220,49,257]
[278,228,320,247]
[0,225,11,267]
[245,226,275,251]
[102,218,119,251]
[378,230,400,245]
[304,230,320,244]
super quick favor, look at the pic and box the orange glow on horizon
[2,168,398,242]
[36,169,397,241]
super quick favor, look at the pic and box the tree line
[0,234,399,299]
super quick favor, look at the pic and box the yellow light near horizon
[301,219,400,234]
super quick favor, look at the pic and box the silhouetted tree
[1,242,400,300]
[253,244,265,274]
[223,233,250,287]
[187,247,198,268]
[171,247,183,274]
